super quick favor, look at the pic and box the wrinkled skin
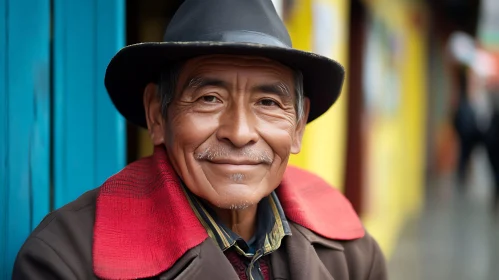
[143,55,309,212]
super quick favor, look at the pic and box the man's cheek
[264,134,294,160]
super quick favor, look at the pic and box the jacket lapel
[157,239,239,280]
[278,166,364,240]
[271,223,340,280]
[155,222,349,280]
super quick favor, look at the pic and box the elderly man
[13,0,386,279]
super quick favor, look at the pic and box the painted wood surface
[1,0,125,276]
[0,0,7,275]
[53,0,126,209]
[0,0,51,277]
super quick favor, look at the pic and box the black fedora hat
[105,0,345,127]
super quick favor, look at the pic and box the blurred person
[453,67,481,184]
[485,91,499,211]
[449,32,499,209]
[480,52,499,211]
[12,0,386,279]
[465,47,499,210]
[448,32,482,185]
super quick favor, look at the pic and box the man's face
[144,55,309,209]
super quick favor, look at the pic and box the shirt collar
[182,185,291,257]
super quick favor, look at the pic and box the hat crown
[164,0,292,48]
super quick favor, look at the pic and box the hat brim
[104,42,345,127]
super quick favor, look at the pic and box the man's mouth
[207,158,261,165]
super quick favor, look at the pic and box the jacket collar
[154,222,344,280]
[93,146,363,279]
[270,223,344,280]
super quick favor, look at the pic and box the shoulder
[29,188,98,242]
[341,231,387,280]
[12,188,99,279]
[279,166,365,240]
[291,222,387,280]
[33,188,97,235]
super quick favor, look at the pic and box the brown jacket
[13,150,386,279]
[13,188,386,280]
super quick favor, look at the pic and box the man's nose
[216,106,259,148]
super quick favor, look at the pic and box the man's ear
[290,97,310,154]
[143,83,165,145]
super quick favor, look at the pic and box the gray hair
[157,63,305,121]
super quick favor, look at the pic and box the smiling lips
[204,158,265,173]
[207,158,262,165]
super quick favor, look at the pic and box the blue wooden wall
[0,0,125,276]
[0,0,7,275]
[53,0,126,209]
[0,0,51,277]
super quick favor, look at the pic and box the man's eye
[259,99,278,107]
[201,95,220,103]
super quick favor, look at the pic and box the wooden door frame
[344,0,367,215]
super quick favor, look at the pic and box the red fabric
[93,146,364,279]
[278,166,365,240]
[224,250,271,280]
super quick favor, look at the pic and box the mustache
[194,146,273,164]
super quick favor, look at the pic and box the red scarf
[93,146,363,279]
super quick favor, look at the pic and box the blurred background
[1,0,499,279]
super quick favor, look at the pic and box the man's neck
[212,205,258,242]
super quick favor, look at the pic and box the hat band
[166,30,290,48]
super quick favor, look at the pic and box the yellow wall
[286,0,428,259]
[286,0,350,191]
[361,0,427,258]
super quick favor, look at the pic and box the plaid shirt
[182,184,291,279]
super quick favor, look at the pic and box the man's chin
[208,184,265,210]
[215,201,255,210]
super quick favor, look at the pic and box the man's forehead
[175,54,296,98]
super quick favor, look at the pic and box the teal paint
[1,0,125,276]
[0,0,8,276]
[53,0,126,208]
[95,0,127,185]
[1,0,51,277]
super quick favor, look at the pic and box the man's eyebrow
[181,76,228,92]
[252,82,291,98]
